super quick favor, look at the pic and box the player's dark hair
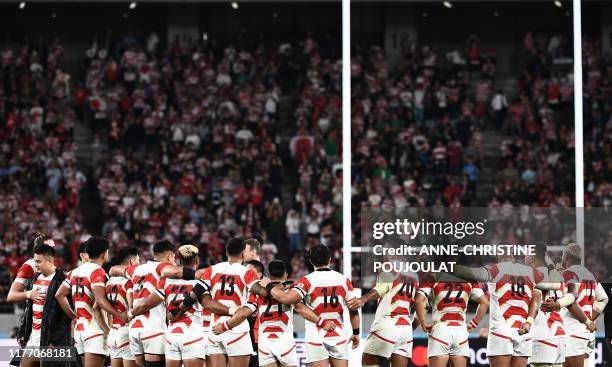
[85,236,110,259]
[226,237,245,256]
[34,244,55,257]
[28,233,51,257]
[534,243,547,261]
[267,260,287,279]
[114,247,139,265]
[153,240,175,255]
[78,242,88,255]
[309,245,331,267]
[245,238,262,256]
[245,259,264,277]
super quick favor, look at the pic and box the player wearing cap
[106,247,140,367]
[415,274,488,367]
[264,245,360,367]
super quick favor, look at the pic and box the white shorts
[166,329,206,361]
[129,328,166,356]
[207,331,253,357]
[529,337,565,364]
[73,319,109,356]
[304,337,350,363]
[427,326,469,357]
[363,326,413,358]
[487,328,532,357]
[203,330,210,356]
[74,329,108,356]
[26,329,41,348]
[108,327,134,360]
[258,336,297,366]
[564,332,595,357]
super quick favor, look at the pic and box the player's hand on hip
[518,321,531,335]
[321,320,336,332]
[421,321,432,333]
[212,323,225,335]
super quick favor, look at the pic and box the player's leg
[429,355,451,367]
[111,358,124,367]
[208,354,229,367]
[329,357,348,367]
[489,355,513,367]
[19,358,40,367]
[144,353,164,367]
[362,353,384,367]
[182,359,204,367]
[228,355,251,367]
[563,355,586,367]
[307,359,330,367]
[165,359,182,367]
[510,356,529,367]
[133,354,145,367]
[389,354,409,367]
[260,363,281,367]
[449,356,468,367]
[84,352,107,367]
[124,359,139,367]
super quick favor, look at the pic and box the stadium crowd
[0,30,610,303]
[350,32,611,287]
[0,38,87,302]
[0,32,344,303]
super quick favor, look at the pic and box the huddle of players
[7,234,610,367]
[345,243,609,367]
[8,235,361,367]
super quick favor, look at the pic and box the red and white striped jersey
[293,268,356,339]
[370,272,419,332]
[200,262,259,333]
[125,261,172,330]
[561,264,599,333]
[533,267,565,339]
[419,278,483,328]
[31,272,55,331]
[66,262,108,331]
[202,308,212,329]
[485,261,543,330]
[245,284,294,339]
[15,259,36,285]
[105,276,132,328]
[162,278,202,333]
